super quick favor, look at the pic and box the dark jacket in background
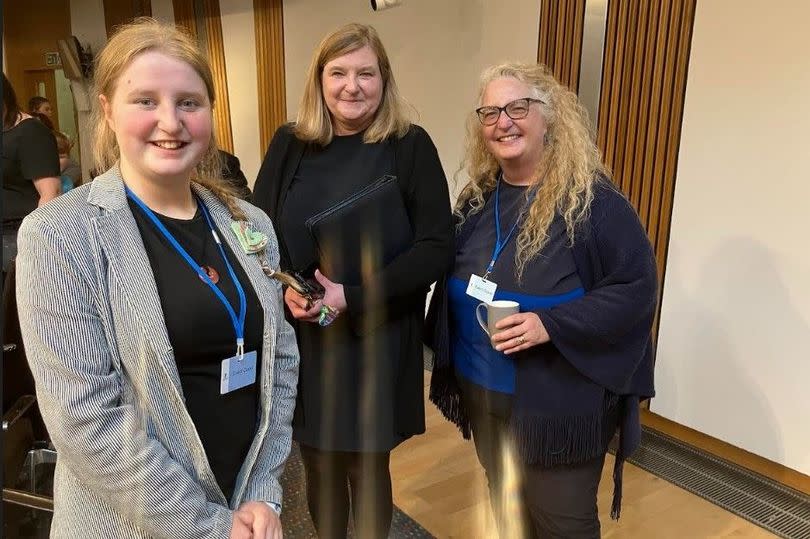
[219,150,252,202]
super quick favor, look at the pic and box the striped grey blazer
[15,168,300,538]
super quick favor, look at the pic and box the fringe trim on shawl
[511,412,605,468]
[428,366,471,439]
[611,454,625,520]
[610,397,626,520]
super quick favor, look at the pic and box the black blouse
[2,117,60,225]
[129,199,264,499]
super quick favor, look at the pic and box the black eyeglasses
[475,97,545,126]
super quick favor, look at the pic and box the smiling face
[321,45,383,135]
[100,51,212,186]
[480,76,547,172]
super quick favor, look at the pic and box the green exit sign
[45,52,61,66]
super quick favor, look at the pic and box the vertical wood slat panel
[172,0,232,152]
[560,1,573,84]
[172,0,197,37]
[624,0,649,208]
[137,0,152,17]
[634,0,662,228]
[537,0,586,92]
[199,0,233,153]
[657,0,696,277]
[641,0,674,245]
[597,0,619,155]
[103,0,152,38]
[569,2,585,91]
[538,1,547,64]
[254,0,286,153]
[596,0,697,326]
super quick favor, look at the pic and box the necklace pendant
[201,265,220,284]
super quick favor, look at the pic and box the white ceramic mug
[476,300,520,348]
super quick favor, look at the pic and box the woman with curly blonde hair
[427,63,658,538]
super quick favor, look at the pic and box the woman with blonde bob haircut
[16,18,298,539]
[293,23,411,146]
[427,63,658,538]
[254,22,453,539]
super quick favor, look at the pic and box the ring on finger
[517,335,526,345]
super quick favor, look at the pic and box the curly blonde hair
[294,23,411,146]
[456,63,608,280]
[91,18,244,220]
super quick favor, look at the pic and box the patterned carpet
[280,443,434,538]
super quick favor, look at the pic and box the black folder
[305,175,412,286]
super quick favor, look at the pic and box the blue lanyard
[484,174,524,280]
[126,188,247,356]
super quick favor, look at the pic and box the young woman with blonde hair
[427,63,658,538]
[16,19,298,539]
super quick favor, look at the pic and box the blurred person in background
[28,95,54,119]
[53,130,82,192]
[3,73,61,275]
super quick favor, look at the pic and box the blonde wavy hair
[456,62,608,280]
[294,23,411,146]
[91,18,244,219]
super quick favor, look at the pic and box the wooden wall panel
[103,0,152,38]
[596,0,696,315]
[172,0,233,153]
[254,0,286,152]
[172,0,197,37]
[2,0,71,107]
[197,0,233,153]
[537,0,586,92]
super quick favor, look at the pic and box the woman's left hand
[491,312,551,354]
[314,269,348,314]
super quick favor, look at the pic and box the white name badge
[466,274,497,303]
[220,350,258,395]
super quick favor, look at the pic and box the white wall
[70,0,107,179]
[220,0,262,183]
[151,0,175,24]
[282,0,541,190]
[654,0,810,474]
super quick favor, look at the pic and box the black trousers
[458,374,614,539]
[299,444,393,539]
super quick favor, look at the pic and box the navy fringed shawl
[426,178,658,519]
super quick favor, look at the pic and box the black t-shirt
[451,181,583,394]
[453,181,581,294]
[129,199,263,499]
[2,117,60,225]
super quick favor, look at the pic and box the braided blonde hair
[91,18,245,221]
[456,63,608,280]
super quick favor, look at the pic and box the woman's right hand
[284,286,322,323]
[230,508,254,539]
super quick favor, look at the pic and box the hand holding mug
[491,312,551,354]
[475,300,519,348]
